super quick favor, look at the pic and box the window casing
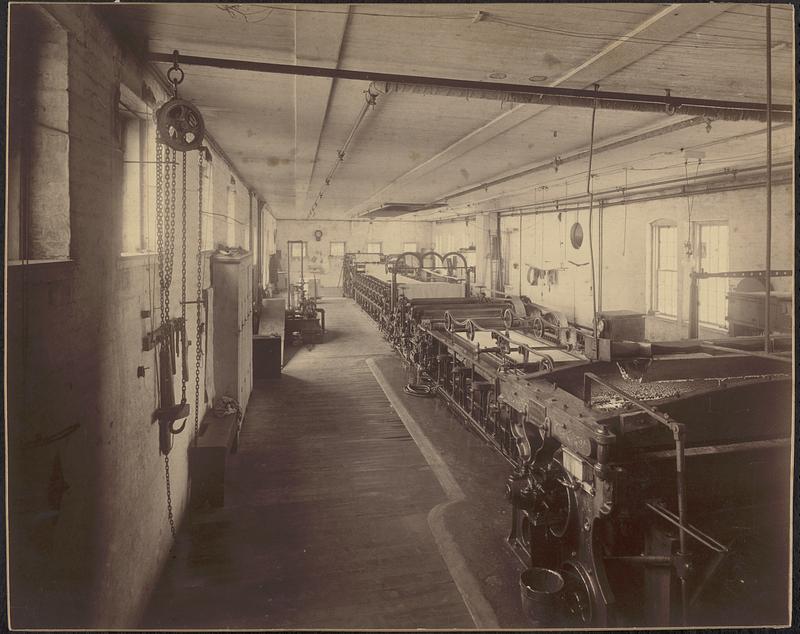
[367,241,382,254]
[402,241,417,254]
[201,154,214,251]
[652,223,677,317]
[118,86,152,254]
[330,242,346,257]
[226,181,237,247]
[8,6,70,262]
[290,242,306,258]
[695,222,729,329]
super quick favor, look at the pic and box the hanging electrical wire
[682,158,702,255]
[586,85,600,342]
[622,168,628,256]
[250,4,781,50]
[484,14,768,50]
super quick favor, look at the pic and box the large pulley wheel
[502,308,516,329]
[444,311,456,333]
[561,560,595,625]
[547,452,574,538]
[465,320,476,341]
[156,98,205,151]
[531,316,545,338]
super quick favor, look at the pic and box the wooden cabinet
[211,252,253,413]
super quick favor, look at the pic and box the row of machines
[343,252,793,628]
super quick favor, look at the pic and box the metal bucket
[520,567,565,626]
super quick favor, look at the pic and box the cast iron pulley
[156,98,205,152]
[561,560,596,625]
[531,316,545,338]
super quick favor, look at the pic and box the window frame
[329,241,346,257]
[650,222,678,318]
[366,241,382,254]
[226,179,237,247]
[118,84,152,256]
[289,242,306,258]
[8,6,70,264]
[694,221,730,330]
[200,151,215,252]
[402,241,418,254]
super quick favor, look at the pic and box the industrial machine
[342,254,793,627]
[285,240,325,344]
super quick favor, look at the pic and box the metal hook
[664,89,676,115]
[167,49,184,96]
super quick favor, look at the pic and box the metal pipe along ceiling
[368,81,790,123]
[429,116,712,203]
[147,54,792,124]
[308,85,380,218]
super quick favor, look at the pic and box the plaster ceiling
[102,3,795,220]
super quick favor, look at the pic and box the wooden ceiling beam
[335,3,752,217]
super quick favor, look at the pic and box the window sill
[647,312,678,323]
[698,322,728,334]
[118,251,158,269]
[8,258,74,267]
[7,258,76,284]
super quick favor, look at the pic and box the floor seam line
[366,356,500,630]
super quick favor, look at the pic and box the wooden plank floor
[143,297,474,629]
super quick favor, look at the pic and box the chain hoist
[148,50,207,537]
[194,149,205,445]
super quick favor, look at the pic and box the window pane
[658,226,676,269]
[653,224,677,317]
[121,113,143,253]
[403,242,417,253]
[330,241,345,257]
[226,187,237,247]
[201,159,214,251]
[367,242,382,253]
[698,223,729,328]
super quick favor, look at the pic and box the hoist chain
[180,151,188,403]
[156,142,165,326]
[164,454,176,538]
[194,150,205,445]
[164,148,177,322]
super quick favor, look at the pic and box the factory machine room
[5,1,796,631]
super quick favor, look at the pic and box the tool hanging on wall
[144,50,207,537]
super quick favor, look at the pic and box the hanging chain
[194,150,205,445]
[163,148,177,322]
[156,141,165,326]
[164,454,176,538]
[180,151,188,403]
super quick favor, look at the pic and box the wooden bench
[188,411,239,508]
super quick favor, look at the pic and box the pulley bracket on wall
[156,50,206,152]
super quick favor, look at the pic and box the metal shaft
[764,4,773,352]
